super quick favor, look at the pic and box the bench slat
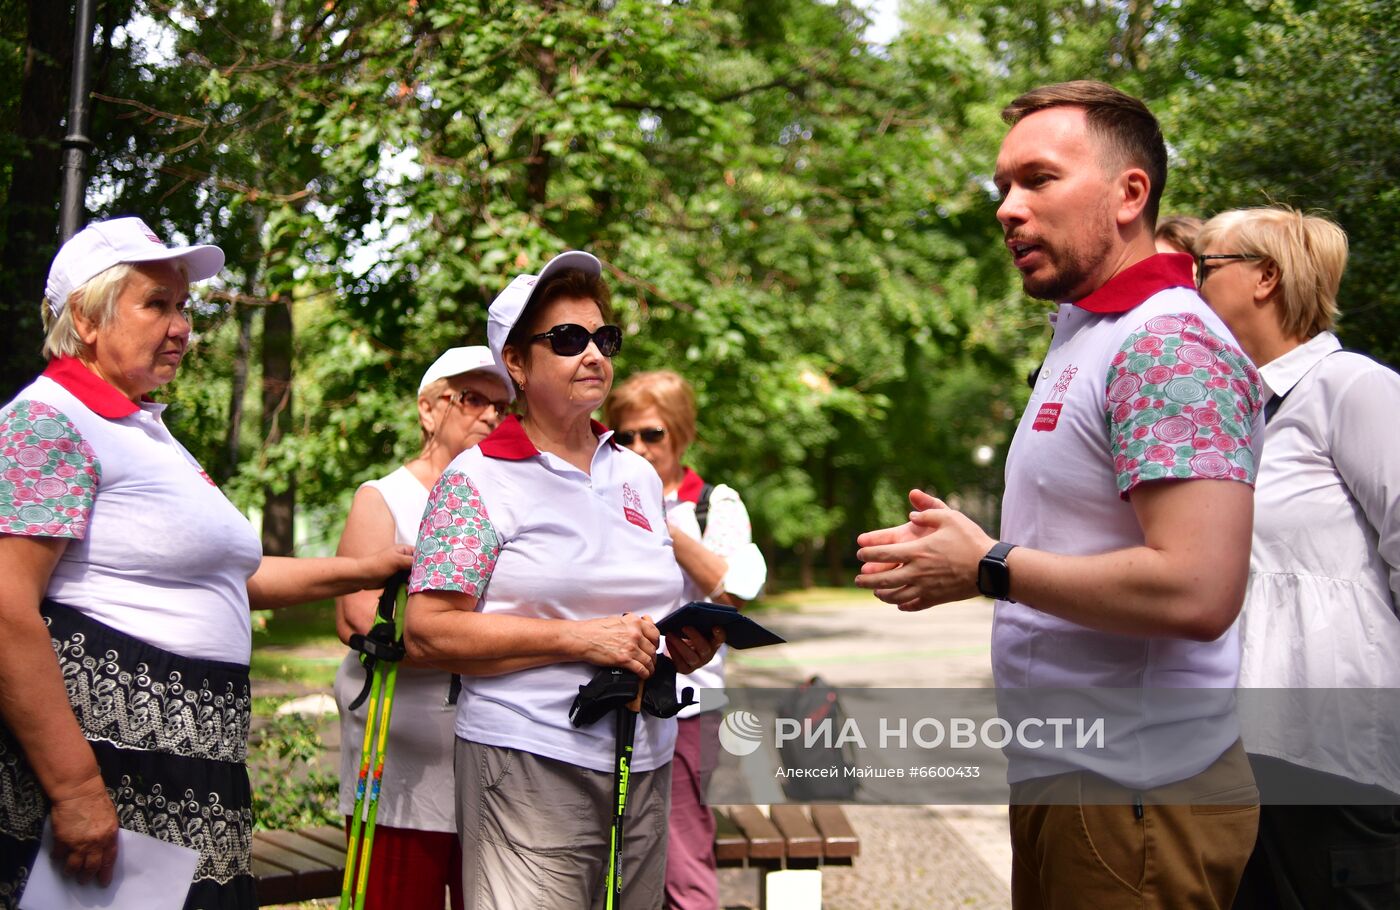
[252,840,326,904]
[298,825,349,852]
[251,853,299,906]
[258,829,348,870]
[251,834,340,901]
[727,805,785,860]
[769,805,823,859]
[810,805,860,859]
[712,807,749,863]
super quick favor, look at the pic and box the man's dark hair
[1002,80,1168,228]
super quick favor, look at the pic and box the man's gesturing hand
[854,489,996,611]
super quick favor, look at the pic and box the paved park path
[718,594,1012,909]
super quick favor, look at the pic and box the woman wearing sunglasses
[605,370,767,910]
[331,345,510,910]
[403,252,723,909]
[1194,207,1400,908]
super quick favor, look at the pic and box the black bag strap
[695,482,716,535]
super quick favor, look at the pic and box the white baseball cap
[486,250,603,401]
[417,345,511,394]
[44,216,225,318]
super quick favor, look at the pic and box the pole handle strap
[347,571,410,711]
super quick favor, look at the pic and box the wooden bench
[715,804,859,909]
[255,805,859,907]
[252,825,345,907]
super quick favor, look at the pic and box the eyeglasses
[613,427,666,447]
[1196,253,1263,288]
[530,323,623,358]
[452,389,511,415]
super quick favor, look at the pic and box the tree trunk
[260,295,295,555]
[525,3,557,209]
[1120,0,1153,72]
[796,539,815,590]
[221,302,254,484]
[0,0,74,398]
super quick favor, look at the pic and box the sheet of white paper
[19,819,199,910]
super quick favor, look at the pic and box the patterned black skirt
[0,601,255,910]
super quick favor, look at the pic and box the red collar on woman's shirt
[1072,252,1195,314]
[478,414,620,461]
[43,356,143,419]
[676,466,706,504]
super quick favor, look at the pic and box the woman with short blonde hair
[1195,205,1346,349]
[1196,205,1400,907]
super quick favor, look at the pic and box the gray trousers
[455,738,671,910]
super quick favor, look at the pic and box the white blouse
[1,360,262,663]
[1237,331,1400,793]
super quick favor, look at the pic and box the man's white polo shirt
[408,416,686,773]
[994,253,1264,788]
[0,357,262,663]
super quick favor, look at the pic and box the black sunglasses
[613,427,666,447]
[1196,253,1262,288]
[453,388,511,414]
[530,323,623,357]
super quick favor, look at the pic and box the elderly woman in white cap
[0,217,410,910]
[331,345,510,910]
[403,252,723,909]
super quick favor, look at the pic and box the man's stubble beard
[1019,206,1118,303]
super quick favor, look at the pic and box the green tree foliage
[7,0,1393,584]
[1164,0,1400,364]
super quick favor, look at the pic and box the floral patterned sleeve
[0,400,100,538]
[408,470,502,597]
[1105,313,1263,498]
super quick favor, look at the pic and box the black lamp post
[58,0,97,242]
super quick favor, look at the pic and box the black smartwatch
[977,541,1017,601]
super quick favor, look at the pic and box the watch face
[978,559,1009,599]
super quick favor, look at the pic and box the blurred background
[2,0,1395,589]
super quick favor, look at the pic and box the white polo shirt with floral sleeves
[0,357,262,664]
[408,416,686,774]
[993,253,1264,788]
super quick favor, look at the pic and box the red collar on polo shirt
[43,355,145,419]
[478,414,620,461]
[1072,252,1195,314]
[675,466,706,504]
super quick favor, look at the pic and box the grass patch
[249,650,342,690]
[253,600,340,646]
[750,585,873,613]
[250,600,344,692]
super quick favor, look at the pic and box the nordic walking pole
[604,683,643,910]
[339,571,408,910]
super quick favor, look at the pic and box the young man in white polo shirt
[856,81,1264,907]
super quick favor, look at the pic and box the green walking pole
[339,571,409,910]
[604,686,642,910]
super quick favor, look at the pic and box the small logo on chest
[621,483,653,531]
[1033,365,1078,432]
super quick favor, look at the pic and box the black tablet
[656,601,786,649]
